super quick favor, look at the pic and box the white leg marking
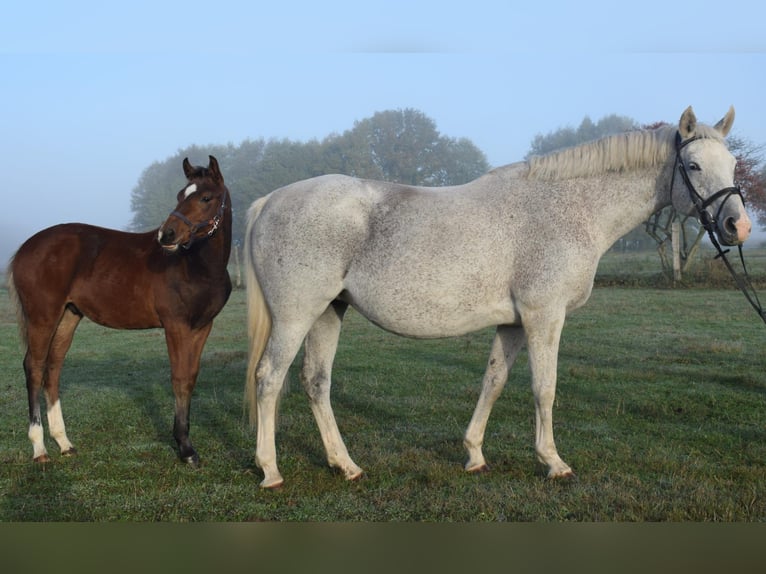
[28,422,48,460]
[47,400,75,453]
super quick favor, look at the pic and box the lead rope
[703,221,766,324]
[674,133,766,324]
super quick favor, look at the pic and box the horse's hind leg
[301,301,363,481]
[255,320,315,488]
[43,308,81,457]
[464,325,525,473]
[23,308,79,461]
[25,349,49,462]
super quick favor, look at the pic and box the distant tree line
[130,107,764,281]
[129,108,490,245]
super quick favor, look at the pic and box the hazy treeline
[129,108,489,245]
[129,107,764,260]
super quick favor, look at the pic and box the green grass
[596,246,766,287]
[1,282,765,521]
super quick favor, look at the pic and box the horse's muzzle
[157,226,181,252]
[718,213,752,246]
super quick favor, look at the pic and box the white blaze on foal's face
[183,183,198,198]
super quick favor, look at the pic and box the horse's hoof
[33,454,51,463]
[62,447,77,457]
[549,469,576,481]
[466,463,490,474]
[260,478,284,490]
[347,470,365,482]
[181,453,200,468]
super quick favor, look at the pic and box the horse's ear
[678,106,697,139]
[182,158,195,179]
[714,105,735,137]
[208,155,224,184]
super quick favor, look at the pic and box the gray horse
[244,106,750,488]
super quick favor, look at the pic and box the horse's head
[671,106,751,246]
[158,156,229,252]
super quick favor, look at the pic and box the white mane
[525,124,725,181]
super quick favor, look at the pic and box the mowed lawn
[0,283,764,521]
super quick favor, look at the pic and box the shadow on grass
[2,459,91,521]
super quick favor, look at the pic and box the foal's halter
[168,188,228,250]
[673,132,766,324]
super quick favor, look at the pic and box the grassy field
[1,274,765,521]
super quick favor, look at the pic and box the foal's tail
[6,264,29,350]
[244,194,273,428]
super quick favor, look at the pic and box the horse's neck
[581,166,672,253]
[188,228,231,276]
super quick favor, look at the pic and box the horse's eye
[201,195,213,203]
[688,161,701,171]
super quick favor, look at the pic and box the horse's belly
[344,292,517,338]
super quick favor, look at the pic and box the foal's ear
[207,155,224,184]
[182,157,195,179]
[678,106,697,139]
[714,105,735,137]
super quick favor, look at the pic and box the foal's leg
[524,310,573,478]
[43,309,81,457]
[23,311,71,462]
[301,301,363,481]
[24,345,50,462]
[164,322,213,466]
[464,325,525,473]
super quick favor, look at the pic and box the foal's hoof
[181,453,200,468]
[33,454,51,464]
[62,447,78,457]
[466,463,490,474]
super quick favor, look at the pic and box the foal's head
[158,156,229,252]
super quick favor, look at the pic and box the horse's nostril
[723,217,738,236]
[160,228,175,244]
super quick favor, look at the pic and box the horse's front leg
[164,322,213,466]
[524,309,574,479]
[464,325,525,473]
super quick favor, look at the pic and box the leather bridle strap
[672,132,766,324]
[673,133,743,234]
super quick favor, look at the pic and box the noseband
[673,132,766,324]
[672,132,743,236]
[168,189,228,250]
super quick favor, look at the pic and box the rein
[673,133,766,324]
[169,189,228,250]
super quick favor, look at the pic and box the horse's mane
[524,123,725,181]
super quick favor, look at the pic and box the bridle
[672,132,766,324]
[673,132,743,236]
[168,187,228,250]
